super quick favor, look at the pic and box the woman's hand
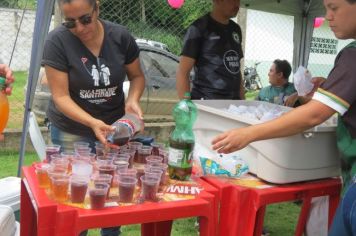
[89,119,115,145]
[212,127,252,154]
[0,64,15,95]
[125,100,143,119]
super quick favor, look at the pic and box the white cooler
[193,100,341,184]
[0,177,21,225]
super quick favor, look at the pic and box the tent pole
[17,0,56,176]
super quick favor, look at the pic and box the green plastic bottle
[168,92,197,181]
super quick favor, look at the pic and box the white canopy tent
[17,0,326,175]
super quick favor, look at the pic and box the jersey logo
[232,32,240,44]
[223,50,240,74]
[81,57,111,87]
[209,36,220,40]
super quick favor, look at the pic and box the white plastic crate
[193,100,341,184]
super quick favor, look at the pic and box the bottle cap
[183,92,191,99]
[0,77,5,90]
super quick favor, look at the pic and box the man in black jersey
[176,0,245,100]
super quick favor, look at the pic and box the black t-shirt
[181,13,244,99]
[42,20,139,137]
[313,44,356,138]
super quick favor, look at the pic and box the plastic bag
[193,143,249,178]
[293,66,314,96]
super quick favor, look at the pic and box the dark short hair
[273,59,292,80]
[58,0,96,7]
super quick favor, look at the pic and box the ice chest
[0,177,21,221]
[193,100,341,184]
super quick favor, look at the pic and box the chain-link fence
[0,0,350,130]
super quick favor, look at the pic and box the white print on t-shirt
[232,32,240,44]
[223,50,240,74]
[100,64,111,86]
[91,65,100,87]
[79,86,117,99]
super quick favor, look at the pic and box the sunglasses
[62,9,95,29]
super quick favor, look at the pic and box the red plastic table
[202,175,342,236]
[20,165,219,236]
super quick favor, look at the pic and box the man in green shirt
[256,59,302,107]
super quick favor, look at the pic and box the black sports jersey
[42,20,139,137]
[181,13,244,99]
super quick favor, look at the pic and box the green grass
[245,90,259,100]
[7,71,28,129]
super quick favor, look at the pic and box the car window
[140,51,177,78]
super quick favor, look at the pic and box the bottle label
[168,146,193,168]
[117,118,135,136]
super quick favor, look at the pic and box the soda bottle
[107,113,144,146]
[0,77,9,134]
[168,92,197,181]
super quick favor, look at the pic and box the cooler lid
[0,177,21,205]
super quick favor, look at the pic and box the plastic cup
[119,148,135,167]
[128,141,142,163]
[117,168,137,178]
[70,175,89,203]
[145,166,163,185]
[136,146,152,164]
[51,175,70,202]
[45,144,61,163]
[95,144,105,156]
[128,141,143,150]
[145,155,163,166]
[35,164,51,188]
[73,141,89,149]
[158,148,169,164]
[153,164,168,186]
[51,158,70,171]
[135,165,145,186]
[91,173,113,198]
[151,142,165,156]
[60,151,76,164]
[140,175,160,202]
[98,164,116,178]
[89,183,109,209]
[75,147,92,156]
[118,176,137,203]
[71,161,93,176]
[47,168,67,192]
[113,159,129,173]
[115,153,131,162]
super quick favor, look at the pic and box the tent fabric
[18,0,326,174]
[18,0,56,176]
